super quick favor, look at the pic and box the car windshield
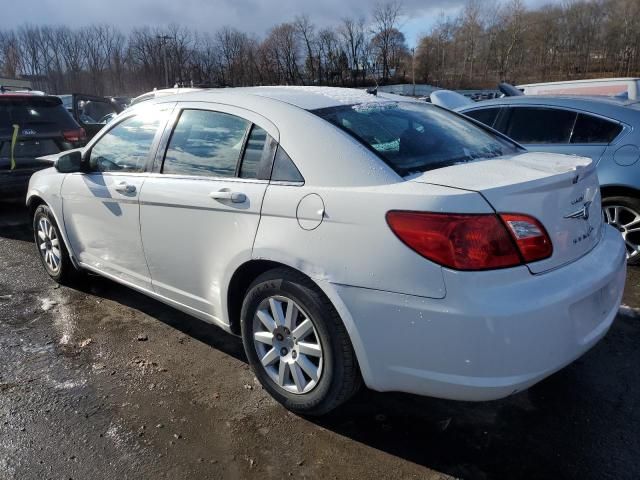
[313,101,520,176]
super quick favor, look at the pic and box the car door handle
[114,181,136,194]
[209,190,246,203]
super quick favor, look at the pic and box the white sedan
[27,87,626,415]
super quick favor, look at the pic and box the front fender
[26,170,80,269]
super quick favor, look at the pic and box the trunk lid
[409,152,603,273]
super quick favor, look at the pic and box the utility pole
[157,35,171,88]
[411,47,416,96]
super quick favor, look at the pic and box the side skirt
[78,262,236,335]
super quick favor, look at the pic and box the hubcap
[252,296,323,394]
[37,217,61,274]
[604,205,640,260]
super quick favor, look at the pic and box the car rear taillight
[499,214,553,263]
[386,211,552,271]
[63,128,86,143]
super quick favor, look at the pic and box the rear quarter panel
[253,181,494,299]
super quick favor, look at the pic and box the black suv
[1,92,86,198]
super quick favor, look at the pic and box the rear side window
[314,102,519,176]
[163,109,249,178]
[272,146,304,182]
[464,108,500,128]
[505,107,576,144]
[0,97,78,136]
[239,125,268,179]
[89,113,161,172]
[571,114,622,144]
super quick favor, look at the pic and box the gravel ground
[1,199,639,480]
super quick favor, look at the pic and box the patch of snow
[619,304,640,318]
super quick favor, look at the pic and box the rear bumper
[335,225,626,400]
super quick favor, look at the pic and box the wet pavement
[1,198,639,480]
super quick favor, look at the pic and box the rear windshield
[314,102,520,176]
[0,97,78,136]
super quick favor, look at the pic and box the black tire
[33,204,82,284]
[240,268,362,415]
[602,196,640,266]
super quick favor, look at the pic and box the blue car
[456,96,640,264]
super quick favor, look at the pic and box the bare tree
[339,17,367,86]
[295,15,317,84]
[1,0,640,96]
[371,1,402,83]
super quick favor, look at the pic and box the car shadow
[78,275,247,364]
[0,199,32,242]
[78,274,640,480]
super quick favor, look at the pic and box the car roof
[131,86,402,188]
[0,93,62,102]
[456,95,640,121]
[148,86,396,111]
[459,94,640,109]
[518,77,639,87]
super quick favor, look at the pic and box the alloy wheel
[37,217,62,274]
[604,205,640,260]
[252,295,323,394]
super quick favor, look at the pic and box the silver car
[457,96,640,264]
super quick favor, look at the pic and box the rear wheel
[603,196,640,265]
[33,204,81,284]
[240,268,361,415]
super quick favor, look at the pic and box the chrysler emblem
[564,201,592,221]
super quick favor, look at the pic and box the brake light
[63,128,86,143]
[386,211,552,271]
[500,214,552,263]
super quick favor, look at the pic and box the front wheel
[603,196,640,265]
[240,268,361,415]
[33,204,81,284]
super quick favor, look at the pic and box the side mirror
[55,150,85,173]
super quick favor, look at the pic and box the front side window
[571,113,623,144]
[314,102,519,176]
[505,107,576,144]
[163,109,250,178]
[89,112,161,172]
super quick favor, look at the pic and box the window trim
[235,123,253,177]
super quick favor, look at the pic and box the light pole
[411,44,427,97]
[157,35,171,88]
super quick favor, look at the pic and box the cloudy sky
[1,0,560,46]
